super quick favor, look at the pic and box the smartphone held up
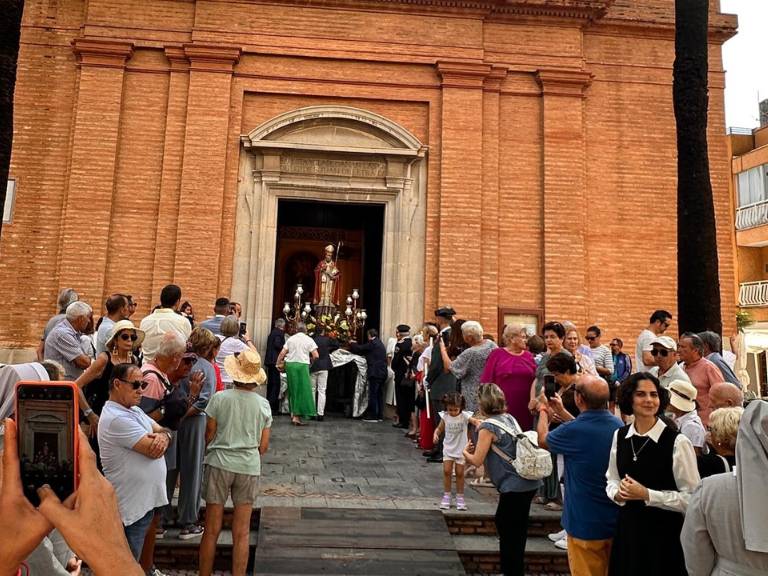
[544,374,557,400]
[15,381,79,506]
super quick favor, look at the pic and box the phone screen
[544,375,557,399]
[16,384,77,506]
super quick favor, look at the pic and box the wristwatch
[83,408,94,417]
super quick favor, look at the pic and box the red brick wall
[1,0,737,353]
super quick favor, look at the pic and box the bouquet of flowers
[306,312,353,343]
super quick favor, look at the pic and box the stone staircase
[153,503,569,575]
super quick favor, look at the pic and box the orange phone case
[14,380,80,493]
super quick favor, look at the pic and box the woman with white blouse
[606,372,700,576]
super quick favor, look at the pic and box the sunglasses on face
[650,348,669,357]
[585,336,597,341]
[119,332,138,342]
[119,378,148,390]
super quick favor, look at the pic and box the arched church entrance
[232,106,428,353]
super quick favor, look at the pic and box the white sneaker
[554,536,568,550]
[548,529,566,542]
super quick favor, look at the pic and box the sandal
[533,496,547,505]
[545,501,563,511]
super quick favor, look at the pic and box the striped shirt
[589,345,614,374]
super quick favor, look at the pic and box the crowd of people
[0,288,767,576]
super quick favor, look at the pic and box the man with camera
[536,374,622,575]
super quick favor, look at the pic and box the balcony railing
[739,281,768,307]
[736,200,768,230]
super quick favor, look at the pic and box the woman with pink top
[479,324,536,430]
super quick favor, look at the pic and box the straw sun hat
[224,349,267,385]
[106,319,145,350]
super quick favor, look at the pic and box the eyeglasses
[585,336,597,341]
[119,332,138,342]
[650,348,669,357]
[119,378,148,390]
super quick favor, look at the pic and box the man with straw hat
[199,349,271,576]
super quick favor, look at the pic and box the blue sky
[721,0,768,129]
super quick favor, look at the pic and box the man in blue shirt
[536,375,622,576]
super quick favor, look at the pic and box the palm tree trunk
[0,0,25,241]
[674,0,722,334]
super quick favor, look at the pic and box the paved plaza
[255,414,499,515]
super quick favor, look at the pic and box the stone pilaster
[536,69,592,325]
[436,61,491,319]
[173,45,240,306]
[57,39,133,303]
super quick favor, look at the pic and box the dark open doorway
[273,199,385,333]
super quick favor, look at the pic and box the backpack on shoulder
[485,416,552,481]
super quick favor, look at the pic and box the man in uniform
[424,307,456,462]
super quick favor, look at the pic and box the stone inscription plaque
[280,156,386,178]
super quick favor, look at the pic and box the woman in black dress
[606,372,700,576]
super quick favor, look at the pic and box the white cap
[644,335,677,351]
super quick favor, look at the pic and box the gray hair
[66,301,92,321]
[681,332,705,355]
[41,360,65,380]
[274,318,286,329]
[698,331,722,354]
[296,322,307,334]
[502,323,526,345]
[221,315,240,338]
[57,288,79,313]
[155,331,187,358]
[461,321,484,342]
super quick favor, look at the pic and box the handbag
[139,369,188,431]
[485,415,552,481]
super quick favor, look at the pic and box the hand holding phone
[0,418,55,572]
[15,381,79,507]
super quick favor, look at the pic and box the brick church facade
[1,0,738,355]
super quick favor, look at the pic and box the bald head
[577,375,611,410]
[709,382,744,410]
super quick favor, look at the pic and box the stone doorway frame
[232,106,428,352]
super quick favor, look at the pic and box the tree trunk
[674,0,722,335]
[0,0,24,242]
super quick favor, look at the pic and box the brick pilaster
[150,47,190,299]
[436,61,491,319]
[57,39,133,304]
[537,69,592,325]
[173,45,240,307]
[480,67,507,336]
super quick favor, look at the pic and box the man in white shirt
[667,379,706,455]
[635,309,673,372]
[648,336,691,389]
[585,325,614,381]
[98,363,171,560]
[139,284,192,363]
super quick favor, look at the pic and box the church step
[154,528,258,572]
[454,535,570,575]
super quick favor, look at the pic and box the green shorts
[202,465,260,505]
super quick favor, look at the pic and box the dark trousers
[266,364,281,412]
[496,490,536,576]
[368,375,385,419]
[395,374,414,425]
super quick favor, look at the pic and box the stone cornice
[437,61,492,88]
[72,38,134,69]
[164,46,190,72]
[183,44,241,73]
[536,68,593,97]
